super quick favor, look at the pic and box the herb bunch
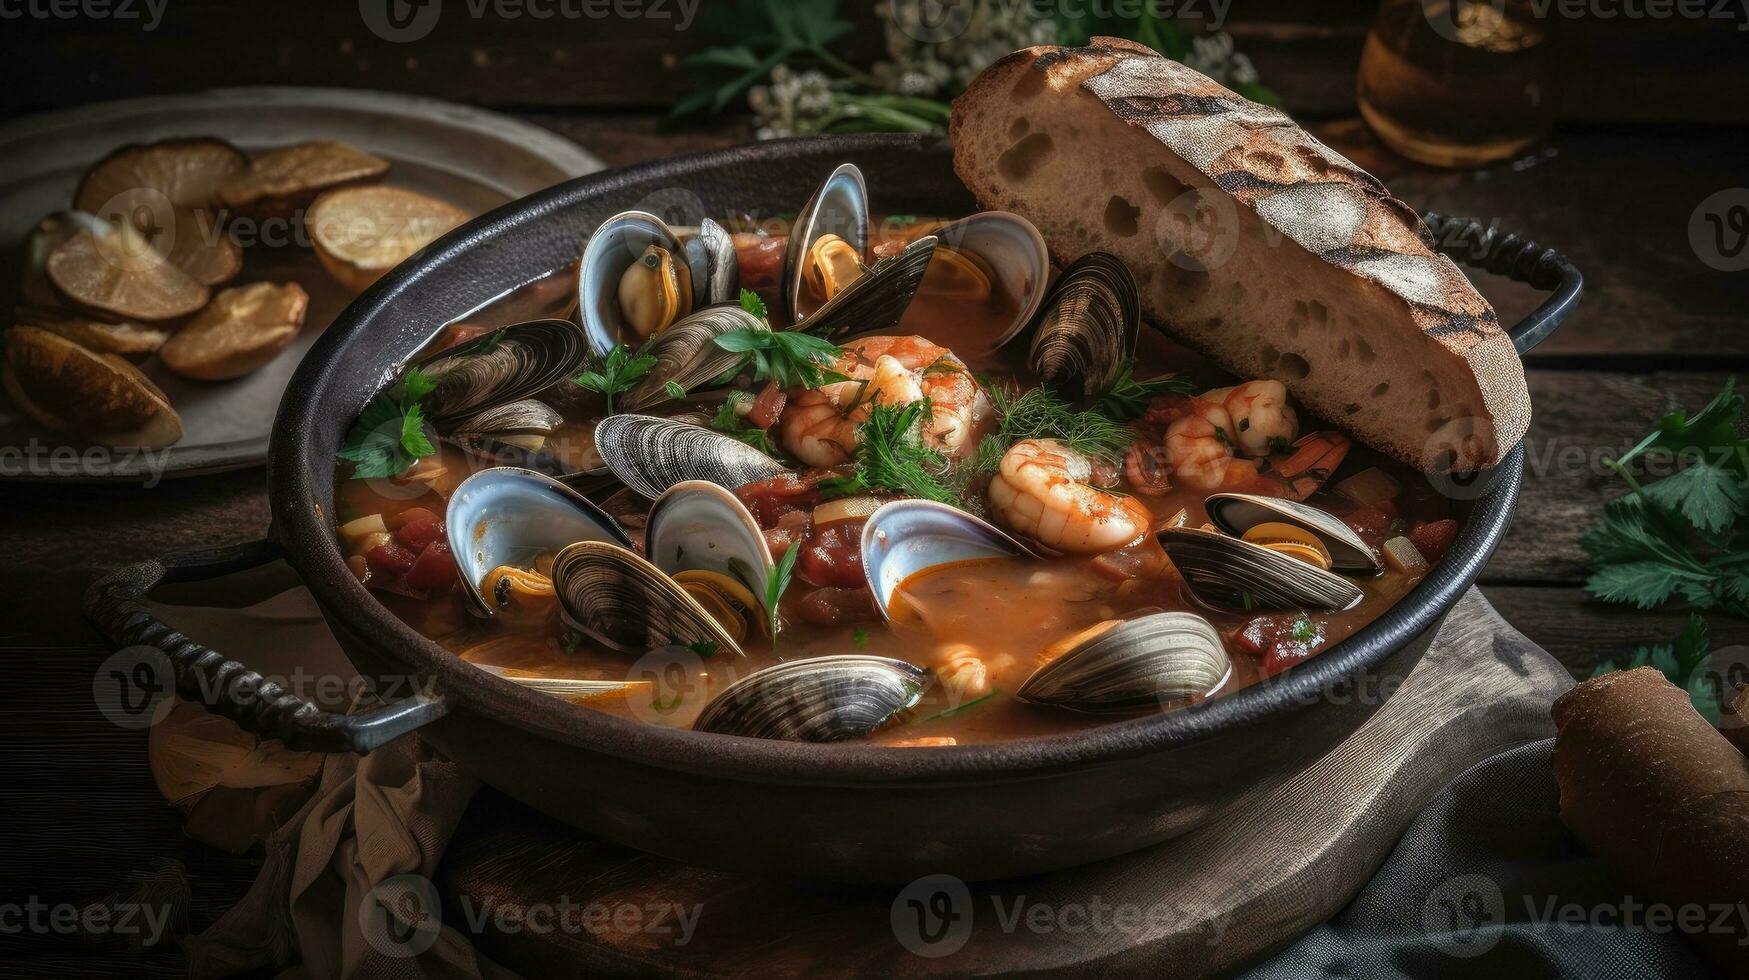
[574,345,656,415]
[337,367,437,479]
[819,400,960,506]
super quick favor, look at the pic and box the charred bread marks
[950,39,1531,472]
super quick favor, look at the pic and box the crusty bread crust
[950,38,1530,472]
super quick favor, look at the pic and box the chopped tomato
[797,518,867,589]
[404,541,458,596]
[732,233,786,296]
[796,586,879,627]
[1229,614,1326,679]
[365,541,417,576]
[1341,506,1392,551]
[1408,519,1458,565]
[747,381,787,429]
[736,473,822,527]
[394,515,444,552]
[1089,538,1170,581]
[386,507,438,532]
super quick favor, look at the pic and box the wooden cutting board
[432,588,1574,977]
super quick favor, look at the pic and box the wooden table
[3,8,1747,975]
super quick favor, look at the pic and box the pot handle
[83,538,449,754]
[1422,213,1584,356]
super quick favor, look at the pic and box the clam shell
[1160,526,1365,611]
[620,304,766,412]
[1018,612,1231,713]
[693,655,929,742]
[594,414,789,499]
[782,163,869,322]
[696,217,739,306]
[1026,252,1139,399]
[448,398,563,437]
[578,210,687,355]
[444,467,631,616]
[1204,493,1383,574]
[551,539,747,658]
[646,480,775,626]
[860,499,1039,620]
[925,211,1050,350]
[416,318,588,426]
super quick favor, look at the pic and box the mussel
[594,414,789,499]
[619,304,767,412]
[1017,613,1231,713]
[551,539,749,657]
[1025,252,1139,400]
[692,655,929,742]
[447,399,564,455]
[444,467,631,616]
[644,480,776,641]
[782,163,869,323]
[799,235,938,339]
[414,319,589,426]
[1160,493,1371,613]
[913,211,1050,349]
[860,499,1039,619]
[578,211,739,354]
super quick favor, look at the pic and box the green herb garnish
[337,366,438,479]
[574,345,657,415]
[664,380,688,400]
[765,543,802,641]
[921,688,999,722]
[714,328,848,391]
[1092,359,1195,421]
[819,399,960,506]
[689,640,720,658]
[973,385,1133,474]
[739,288,767,320]
[852,626,868,648]
[708,392,776,454]
[1592,613,1721,722]
[1291,617,1318,643]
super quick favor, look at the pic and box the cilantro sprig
[1582,379,1749,618]
[764,543,801,641]
[819,400,960,506]
[337,367,438,479]
[575,345,657,415]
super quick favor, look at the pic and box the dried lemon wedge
[161,281,309,381]
[75,138,247,288]
[26,312,170,360]
[218,140,389,217]
[2,324,183,447]
[45,220,210,322]
[307,186,469,292]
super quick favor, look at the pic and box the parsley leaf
[765,542,801,641]
[575,345,657,415]
[739,288,767,320]
[337,366,439,479]
[819,400,960,506]
[713,327,847,390]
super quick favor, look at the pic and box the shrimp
[1202,380,1298,457]
[778,335,989,468]
[1163,398,1238,491]
[934,642,992,702]
[987,439,1152,554]
[1163,392,1349,499]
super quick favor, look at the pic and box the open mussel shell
[692,655,929,742]
[1204,493,1383,575]
[646,480,775,633]
[1025,252,1139,399]
[595,414,789,499]
[782,163,869,323]
[801,235,937,339]
[446,398,564,461]
[444,467,631,616]
[861,499,1039,620]
[416,319,588,426]
[921,212,1050,349]
[578,210,690,355]
[551,539,747,658]
[684,217,739,308]
[620,304,766,412]
[1017,613,1231,714]
[1160,526,1365,612]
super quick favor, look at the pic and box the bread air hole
[1009,116,1031,139]
[1372,382,1391,398]
[1427,388,1442,410]
[1278,352,1311,380]
[1141,166,1187,205]
[998,133,1055,182]
[1337,338,1351,358]
[1356,337,1376,363]
[1103,196,1141,238]
[1426,415,1452,434]
[1013,69,1046,100]
[1261,345,1281,371]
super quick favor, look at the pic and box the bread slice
[950,38,1530,472]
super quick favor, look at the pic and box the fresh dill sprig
[1094,359,1196,421]
[982,385,1133,465]
[819,399,959,506]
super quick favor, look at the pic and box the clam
[443,467,631,616]
[1017,613,1231,713]
[579,211,740,355]
[414,318,588,426]
[1160,526,1365,612]
[1025,252,1139,400]
[692,655,929,742]
[782,163,869,322]
[445,398,567,468]
[1204,492,1384,575]
[916,212,1050,349]
[551,539,748,658]
[619,304,766,412]
[594,414,788,499]
[860,499,1039,619]
[645,480,775,639]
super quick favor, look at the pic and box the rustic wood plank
[1485,585,1749,680]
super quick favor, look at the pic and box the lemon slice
[308,185,470,292]
[160,281,308,381]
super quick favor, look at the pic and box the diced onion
[1334,467,1403,508]
[339,513,387,548]
[1382,536,1430,574]
[812,496,882,526]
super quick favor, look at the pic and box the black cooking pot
[86,134,1581,882]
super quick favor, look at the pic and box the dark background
[1,1,1747,975]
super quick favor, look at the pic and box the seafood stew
[333,165,1460,747]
